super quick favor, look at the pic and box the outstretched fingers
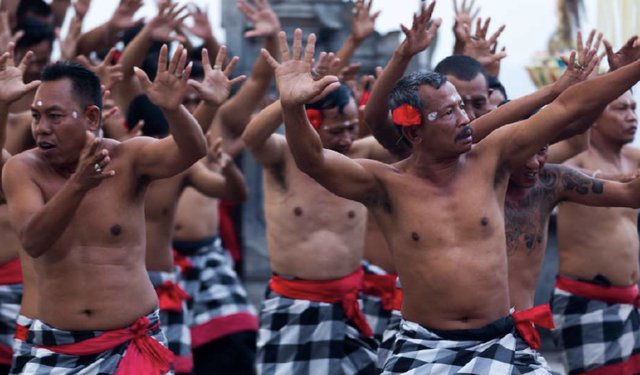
[224,56,240,77]
[278,31,290,62]
[303,33,316,64]
[292,28,303,61]
[157,44,168,74]
[260,48,280,70]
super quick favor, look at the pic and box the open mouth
[38,142,56,150]
[525,171,537,179]
[455,126,473,143]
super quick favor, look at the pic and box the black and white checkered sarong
[173,236,257,348]
[551,281,640,375]
[148,269,192,373]
[8,309,171,375]
[382,318,556,374]
[256,285,379,374]
[9,315,32,374]
[0,282,22,366]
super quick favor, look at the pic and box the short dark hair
[41,61,103,112]
[126,94,169,137]
[16,0,52,21]
[305,83,354,114]
[389,71,448,146]
[488,75,508,101]
[434,55,488,87]
[14,17,54,50]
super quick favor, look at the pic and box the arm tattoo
[559,166,604,196]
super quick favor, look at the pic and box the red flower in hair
[306,108,324,129]
[392,104,422,126]
[359,90,371,106]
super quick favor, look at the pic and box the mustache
[454,125,473,141]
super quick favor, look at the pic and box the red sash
[15,323,28,341]
[38,316,174,375]
[362,273,403,311]
[0,258,22,285]
[155,281,190,313]
[269,267,373,337]
[172,250,193,275]
[556,276,640,307]
[512,304,556,350]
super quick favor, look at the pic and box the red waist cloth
[270,267,373,337]
[556,275,640,307]
[362,273,403,311]
[512,304,555,350]
[155,281,190,313]
[0,257,22,285]
[15,323,28,341]
[172,250,193,275]
[38,316,173,375]
[219,200,241,263]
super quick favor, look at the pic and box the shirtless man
[261,24,640,373]
[0,46,39,375]
[552,38,640,374]
[2,46,206,373]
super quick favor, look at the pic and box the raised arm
[218,0,280,138]
[493,52,640,172]
[333,0,380,74]
[364,1,440,158]
[187,136,247,202]
[190,47,245,132]
[546,131,589,164]
[131,44,206,180]
[262,29,382,204]
[471,30,602,143]
[460,17,506,77]
[239,99,286,166]
[452,0,480,54]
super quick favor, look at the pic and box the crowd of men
[0,0,639,374]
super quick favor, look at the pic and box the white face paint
[36,101,43,107]
[427,112,438,121]
[465,94,472,100]
[72,111,78,119]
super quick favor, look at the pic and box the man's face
[415,82,472,156]
[317,97,359,154]
[182,85,201,114]
[509,145,549,189]
[17,40,52,84]
[446,73,490,121]
[488,89,506,111]
[31,79,97,166]
[594,91,637,145]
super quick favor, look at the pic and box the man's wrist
[349,33,366,45]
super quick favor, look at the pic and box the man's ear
[401,125,422,144]
[85,105,101,132]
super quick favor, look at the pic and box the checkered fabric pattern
[360,261,394,344]
[382,319,555,374]
[256,286,379,375]
[148,270,192,373]
[8,310,171,375]
[551,286,640,375]
[378,309,402,370]
[174,237,257,341]
[0,283,22,363]
[9,315,33,374]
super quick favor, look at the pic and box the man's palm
[146,72,187,109]
[0,67,31,103]
[276,61,322,107]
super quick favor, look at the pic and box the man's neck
[405,148,464,184]
[506,182,535,202]
[590,131,624,166]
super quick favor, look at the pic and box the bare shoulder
[622,145,640,166]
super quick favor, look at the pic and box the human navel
[82,309,93,317]
[110,225,122,236]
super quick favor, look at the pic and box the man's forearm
[240,100,282,150]
[18,179,88,258]
[193,102,220,133]
[220,164,248,201]
[335,35,363,74]
[283,104,325,173]
[77,23,120,57]
[0,103,9,150]
[162,105,207,163]
[119,26,154,80]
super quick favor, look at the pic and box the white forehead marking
[36,101,43,107]
[72,111,78,119]
[427,112,438,121]
[465,94,471,100]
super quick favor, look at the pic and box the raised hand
[237,0,281,38]
[77,48,124,90]
[604,35,640,71]
[555,30,601,91]
[351,0,381,42]
[146,3,189,43]
[184,4,213,40]
[187,46,246,107]
[71,131,115,191]
[261,29,340,107]
[206,135,232,169]
[462,17,506,76]
[100,87,119,123]
[0,12,23,54]
[57,16,83,61]
[108,0,144,33]
[312,52,341,79]
[73,0,92,20]
[453,0,480,42]
[134,44,193,110]
[397,1,441,58]
[0,43,40,104]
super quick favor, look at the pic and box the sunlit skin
[559,91,640,287]
[316,98,359,154]
[446,74,491,121]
